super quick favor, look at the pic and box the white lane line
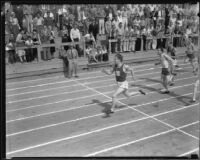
[5,66,194,103]
[77,79,199,150]
[6,62,190,92]
[6,65,156,91]
[6,75,197,113]
[6,64,193,99]
[86,121,199,157]
[6,75,198,123]
[6,63,191,96]
[6,70,160,103]
[6,92,198,136]
[6,115,198,156]
[178,148,199,157]
[6,63,155,85]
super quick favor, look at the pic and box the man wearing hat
[63,43,79,78]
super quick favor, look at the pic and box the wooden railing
[15,34,199,62]
[16,40,86,62]
[108,34,199,54]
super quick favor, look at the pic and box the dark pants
[103,53,108,61]
[142,35,147,51]
[25,48,33,62]
[73,38,82,57]
[157,39,162,49]
[62,57,69,78]
[50,39,55,57]
[8,50,16,64]
[135,38,141,51]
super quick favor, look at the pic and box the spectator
[122,6,128,29]
[123,26,129,52]
[23,5,33,32]
[112,15,119,29]
[164,6,170,32]
[135,16,141,27]
[16,49,26,63]
[110,24,118,53]
[141,26,147,51]
[85,44,92,58]
[66,44,79,78]
[102,45,108,61]
[116,22,124,52]
[152,7,159,28]
[105,17,112,36]
[10,12,20,40]
[146,24,153,50]
[117,10,123,24]
[96,45,103,61]
[128,25,136,52]
[25,36,34,62]
[32,29,40,61]
[6,39,16,64]
[88,47,98,63]
[44,11,54,28]
[70,23,82,57]
[16,29,25,47]
[135,26,141,51]
[49,26,55,58]
[33,13,44,36]
[41,25,51,60]
[61,25,70,51]
[85,32,96,48]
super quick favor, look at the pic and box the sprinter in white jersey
[156,48,175,94]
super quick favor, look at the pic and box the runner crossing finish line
[102,53,146,113]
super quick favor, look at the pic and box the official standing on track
[66,44,79,78]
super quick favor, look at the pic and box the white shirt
[117,16,123,23]
[70,28,81,40]
[35,17,43,26]
[44,12,54,19]
[16,33,23,42]
[112,20,119,29]
[25,39,33,45]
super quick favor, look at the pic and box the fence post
[37,45,42,62]
[141,35,143,51]
[83,39,85,57]
[109,39,111,55]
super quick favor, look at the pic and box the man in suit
[62,44,79,78]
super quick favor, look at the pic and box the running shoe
[139,89,146,95]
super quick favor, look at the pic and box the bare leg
[111,87,125,112]
[161,75,169,93]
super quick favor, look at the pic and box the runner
[184,38,197,73]
[167,41,179,85]
[191,54,199,102]
[102,53,146,113]
[156,48,175,94]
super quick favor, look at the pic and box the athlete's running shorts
[162,68,170,76]
[117,81,128,89]
[196,79,199,86]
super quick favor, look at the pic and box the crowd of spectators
[4,3,199,64]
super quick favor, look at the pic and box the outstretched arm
[164,54,175,64]
[102,67,114,75]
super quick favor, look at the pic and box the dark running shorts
[187,53,195,60]
[162,68,170,76]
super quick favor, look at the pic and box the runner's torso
[161,54,169,68]
[114,64,127,82]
